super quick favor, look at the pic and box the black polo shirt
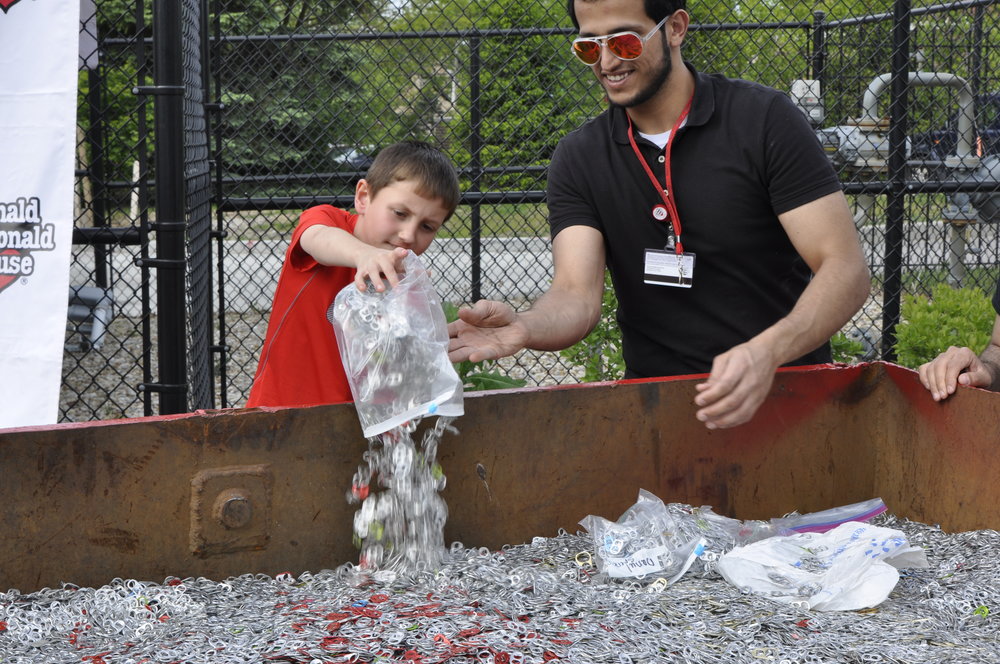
[548,65,843,377]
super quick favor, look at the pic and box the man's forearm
[747,256,870,368]
[517,286,603,352]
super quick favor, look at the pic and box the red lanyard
[626,96,693,254]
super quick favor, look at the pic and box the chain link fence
[64,0,1000,422]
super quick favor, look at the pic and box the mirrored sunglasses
[571,15,670,65]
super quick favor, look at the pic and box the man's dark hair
[567,0,685,30]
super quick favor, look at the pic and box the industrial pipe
[861,72,976,163]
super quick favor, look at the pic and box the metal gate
[65,0,1000,422]
[70,0,215,418]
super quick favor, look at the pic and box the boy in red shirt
[246,141,461,408]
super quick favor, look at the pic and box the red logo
[0,0,23,14]
[0,249,22,294]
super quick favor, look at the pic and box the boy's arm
[299,225,408,292]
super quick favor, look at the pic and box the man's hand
[694,343,778,429]
[918,346,993,401]
[687,190,868,430]
[447,300,526,363]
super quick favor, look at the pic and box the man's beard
[609,48,673,110]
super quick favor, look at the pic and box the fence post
[149,0,189,414]
[83,69,111,290]
[208,0,230,408]
[469,34,483,303]
[811,11,826,89]
[881,0,911,361]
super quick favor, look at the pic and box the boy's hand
[355,246,409,292]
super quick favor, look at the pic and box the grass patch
[442,203,549,239]
[224,203,551,241]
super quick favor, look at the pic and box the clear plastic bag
[579,489,706,585]
[732,497,889,545]
[330,252,463,438]
[579,494,892,586]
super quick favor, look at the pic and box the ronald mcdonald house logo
[0,0,25,15]
[0,197,56,295]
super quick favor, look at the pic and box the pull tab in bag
[330,252,463,438]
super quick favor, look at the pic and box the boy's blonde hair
[365,141,461,220]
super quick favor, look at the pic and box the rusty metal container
[1,361,997,593]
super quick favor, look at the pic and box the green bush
[893,284,995,369]
[830,332,866,364]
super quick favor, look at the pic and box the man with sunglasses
[449,0,870,429]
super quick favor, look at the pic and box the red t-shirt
[245,205,358,408]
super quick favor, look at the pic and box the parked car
[328,145,374,172]
[910,93,1000,162]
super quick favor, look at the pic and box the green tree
[397,0,602,191]
[894,284,994,369]
[83,0,390,207]
[475,0,599,191]
[216,2,387,194]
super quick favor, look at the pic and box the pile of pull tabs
[3,257,999,661]
[2,514,1000,663]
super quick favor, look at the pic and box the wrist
[742,335,782,372]
[983,359,1000,391]
[347,241,369,268]
[512,309,545,350]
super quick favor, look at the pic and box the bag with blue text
[579,489,707,586]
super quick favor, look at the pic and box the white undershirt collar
[638,117,688,149]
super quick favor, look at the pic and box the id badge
[644,249,695,288]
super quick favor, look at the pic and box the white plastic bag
[330,252,463,437]
[579,489,706,585]
[716,521,928,611]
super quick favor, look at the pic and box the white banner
[0,0,82,427]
